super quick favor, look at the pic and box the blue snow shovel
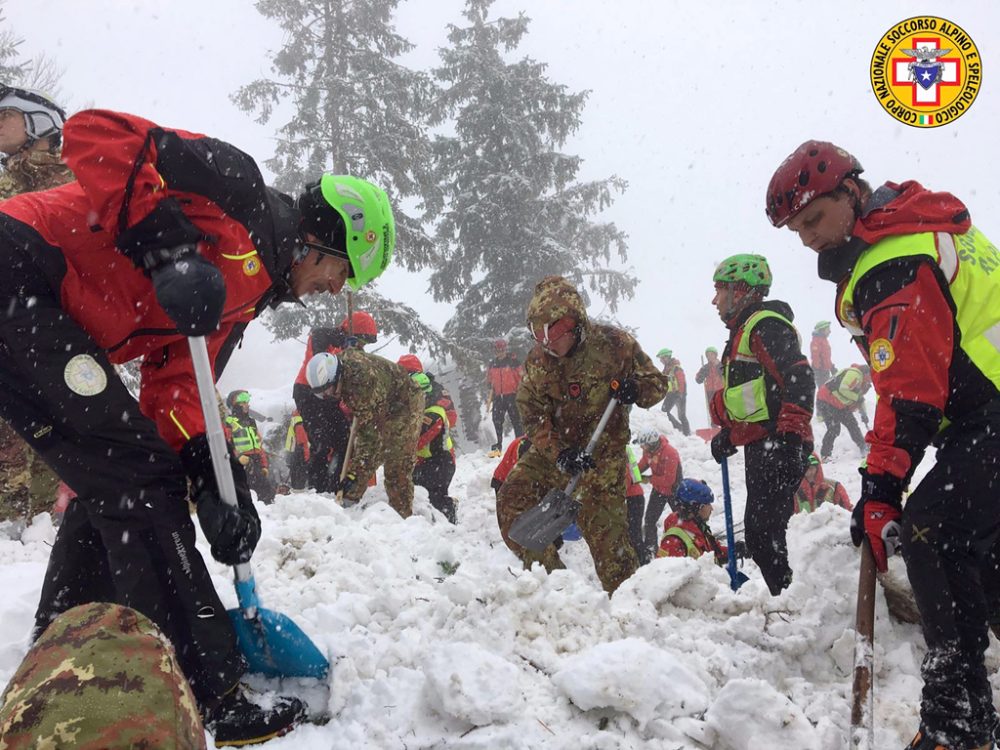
[720,457,750,592]
[189,336,329,679]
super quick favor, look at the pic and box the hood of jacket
[526,275,590,338]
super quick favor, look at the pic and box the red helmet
[766,141,863,228]
[494,339,508,353]
[397,354,423,373]
[340,311,378,338]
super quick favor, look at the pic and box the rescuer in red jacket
[486,339,523,456]
[768,139,1000,749]
[0,109,395,744]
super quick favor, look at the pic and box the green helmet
[814,320,832,333]
[296,174,396,291]
[705,346,718,355]
[656,348,672,359]
[410,372,432,393]
[713,254,773,289]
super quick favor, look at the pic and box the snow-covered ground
[1,408,988,749]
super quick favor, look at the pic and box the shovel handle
[188,337,256,610]
[851,540,877,746]
[561,398,620,497]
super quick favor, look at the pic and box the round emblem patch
[243,256,262,276]
[64,354,108,396]
[870,16,982,128]
[568,383,582,399]
[869,338,896,373]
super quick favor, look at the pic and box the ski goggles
[531,315,576,350]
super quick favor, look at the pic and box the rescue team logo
[870,16,981,128]
[243,256,262,276]
[64,354,108,396]
[869,338,896,373]
[567,383,582,399]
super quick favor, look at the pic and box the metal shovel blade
[508,488,582,553]
[228,607,329,679]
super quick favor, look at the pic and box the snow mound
[705,678,818,749]
[423,641,524,725]
[552,637,709,729]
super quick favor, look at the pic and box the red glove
[850,499,902,572]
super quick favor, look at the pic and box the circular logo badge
[869,338,896,373]
[870,16,981,128]
[64,354,108,397]
[243,256,261,276]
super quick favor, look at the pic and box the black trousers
[625,494,650,565]
[413,454,457,523]
[900,419,1000,747]
[491,393,522,448]
[245,454,275,504]
[643,489,674,559]
[742,438,804,595]
[295,384,351,492]
[660,393,690,435]
[817,400,866,457]
[286,447,308,489]
[0,288,244,709]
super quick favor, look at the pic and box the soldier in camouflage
[306,348,424,517]
[0,86,74,529]
[0,601,206,750]
[496,276,670,594]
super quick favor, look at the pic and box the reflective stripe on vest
[796,483,835,513]
[226,416,262,454]
[284,414,303,451]
[722,309,795,424]
[663,527,702,559]
[626,445,642,483]
[416,404,453,459]
[838,228,1000,417]
[666,366,680,392]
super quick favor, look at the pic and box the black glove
[556,447,597,476]
[770,433,813,475]
[710,429,737,463]
[732,540,748,559]
[335,471,358,496]
[146,245,226,336]
[610,376,641,405]
[180,435,261,565]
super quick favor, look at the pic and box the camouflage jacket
[520,275,669,465]
[0,148,74,200]
[339,349,423,478]
[0,602,206,749]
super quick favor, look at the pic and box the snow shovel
[720,457,750,591]
[508,398,619,552]
[335,417,358,505]
[189,336,329,679]
[851,540,877,747]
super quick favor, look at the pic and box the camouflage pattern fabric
[0,149,74,200]
[0,148,75,525]
[497,276,670,593]
[497,447,638,593]
[338,350,424,517]
[0,602,206,749]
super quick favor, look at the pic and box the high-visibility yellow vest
[225,416,262,455]
[722,309,796,424]
[829,367,865,407]
[626,445,642,483]
[795,483,836,513]
[838,227,1000,430]
[662,527,701,559]
[284,414,303,451]
[416,404,453,459]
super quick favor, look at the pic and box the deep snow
[1,407,992,749]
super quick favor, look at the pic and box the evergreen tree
[0,3,27,83]
[431,0,635,361]
[232,0,444,351]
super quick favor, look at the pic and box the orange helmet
[340,311,378,342]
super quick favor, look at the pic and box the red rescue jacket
[487,355,522,396]
[637,436,681,496]
[0,110,301,451]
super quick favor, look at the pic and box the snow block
[552,638,709,729]
[423,642,523,726]
[705,678,819,749]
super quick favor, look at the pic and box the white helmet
[0,85,66,144]
[634,429,660,447]
[305,352,340,392]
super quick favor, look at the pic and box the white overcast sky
[6,0,999,421]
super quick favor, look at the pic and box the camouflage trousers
[345,398,423,518]
[0,419,60,523]
[496,446,638,594]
